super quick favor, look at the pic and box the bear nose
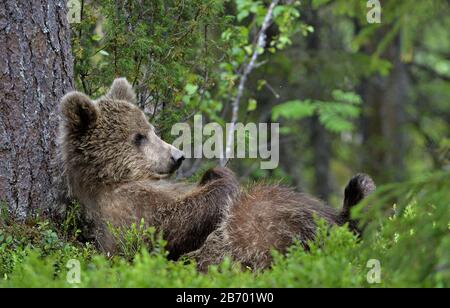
[171,151,185,168]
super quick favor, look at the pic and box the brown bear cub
[59,78,239,259]
[59,78,375,270]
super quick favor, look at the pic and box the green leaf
[237,10,250,22]
[257,80,266,91]
[317,102,360,133]
[185,84,198,96]
[92,34,102,42]
[331,90,362,105]
[244,45,253,55]
[319,113,354,133]
[247,98,257,112]
[273,6,286,18]
[272,100,317,121]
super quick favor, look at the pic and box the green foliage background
[70,0,450,201]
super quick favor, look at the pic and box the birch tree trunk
[0,0,73,219]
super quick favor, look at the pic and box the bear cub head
[59,78,185,196]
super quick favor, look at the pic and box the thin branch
[263,80,280,99]
[221,0,280,166]
[253,60,269,70]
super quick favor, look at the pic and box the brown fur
[59,79,239,259]
[59,78,375,270]
[188,175,376,271]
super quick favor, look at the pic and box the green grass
[0,171,448,288]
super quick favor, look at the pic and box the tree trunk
[0,0,73,219]
[305,7,332,201]
[310,115,332,201]
[360,35,409,183]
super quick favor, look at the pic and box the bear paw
[199,167,237,186]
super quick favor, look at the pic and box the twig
[263,80,280,99]
[221,0,280,166]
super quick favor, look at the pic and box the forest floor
[0,171,448,288]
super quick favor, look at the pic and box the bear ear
[60,91,98,134]
[106,78,136,103]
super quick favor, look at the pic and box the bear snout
[170,148,185,171]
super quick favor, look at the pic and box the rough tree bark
[0,0,74,219]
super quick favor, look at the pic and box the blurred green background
[71,0,449,207]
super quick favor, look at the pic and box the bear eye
[133,133,147,146]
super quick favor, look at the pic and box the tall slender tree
[0,0,73,218]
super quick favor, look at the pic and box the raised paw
[199,167,237,186]
[344,174,376,209]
